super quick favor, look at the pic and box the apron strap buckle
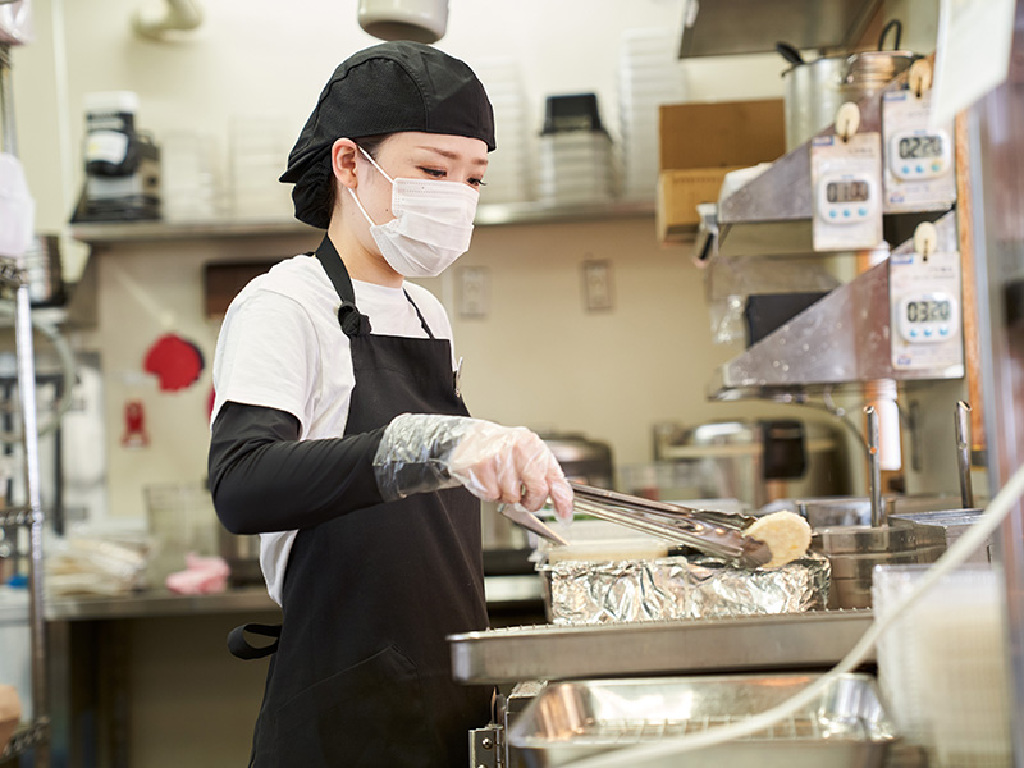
[228,622,282,660]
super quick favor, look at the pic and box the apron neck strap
[313,235,371,337]
[403,289,435,339]
[313,234,437,339]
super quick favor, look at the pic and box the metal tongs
[497,502,568,546]
[570,482,772,568]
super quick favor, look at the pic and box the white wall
[12,0,796,278]
[9,0,942,275]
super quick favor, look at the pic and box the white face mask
[347,147,480,278]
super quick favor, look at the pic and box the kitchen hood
[707,210,964,400]
[679,0,883,59]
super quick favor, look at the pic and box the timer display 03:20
[905,299,951,323]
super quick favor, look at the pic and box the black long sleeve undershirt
[208,401,387,535]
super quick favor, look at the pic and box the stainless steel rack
[1,41,51,768]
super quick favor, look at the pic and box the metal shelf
[69,199,656,246]
[4,36,58,768]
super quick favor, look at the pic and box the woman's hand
[372,414,574,521]
[448,422,574,521]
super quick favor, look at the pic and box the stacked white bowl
[536,131,614,206]
[618,28,688,201]
[473,58,532,205]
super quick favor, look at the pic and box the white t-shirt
[210,253,456,604]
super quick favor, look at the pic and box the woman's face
[356,131,489,226]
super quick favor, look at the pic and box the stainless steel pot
[651,419,850,510]
[25,234,65,307]
[218,525,262,587]
[539,432,614,489]
[778,43,849,152]
[778,20,920,151]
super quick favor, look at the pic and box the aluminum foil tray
[507,672,897,768]
[539,553,830,625]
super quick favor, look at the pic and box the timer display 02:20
[898,135,944,160]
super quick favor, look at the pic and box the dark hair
[322,134,391,219]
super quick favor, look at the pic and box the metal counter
[450,609,875,684]
[33,575,542,766]
[41,574,543,621]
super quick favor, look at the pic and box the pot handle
[776,41,805,67]
[878,19,902,51]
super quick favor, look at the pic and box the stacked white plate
[160,131,219,222]
[537,131,614,205]
[618,28,688,201]
[473,58,532,205]
[228,114,293,220]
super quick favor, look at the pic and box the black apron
[230,236,491,767]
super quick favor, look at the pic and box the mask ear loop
[358,145,395,183]
[346,145,395,226]
[346,186,377,226]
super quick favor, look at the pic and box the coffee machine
[71,91,161,223]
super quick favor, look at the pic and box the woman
[207,41,573,767]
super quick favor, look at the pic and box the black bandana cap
[280,41,495,228]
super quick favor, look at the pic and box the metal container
[842,50,920,102]
[540,432,614,489]
[449,611,876,685]
[781,53,849,151]
[650,419,849,509]
[217,525,262,587]
[507,672,898,767]
[811,523,945,609]
[23,235,65,307]
[888,508,992,564]
[778,21,919,152]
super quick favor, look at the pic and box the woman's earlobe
[332,139,359,188]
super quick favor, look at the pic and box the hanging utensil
[955,401,975,509]
[865,406,885,527]
[776,41,806,67]
[878,18,903,51]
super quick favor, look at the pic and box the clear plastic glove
[373,413,574,521]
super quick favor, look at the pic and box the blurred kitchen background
[2,0,988,765]
[9,0,947,529]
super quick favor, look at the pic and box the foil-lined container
[539,553,831,625]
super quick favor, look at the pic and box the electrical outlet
[583,259,613,312]
[457,266,489,319]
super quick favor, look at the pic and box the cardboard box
[658,99,786,172]
[656,100,786,243]
[657,167,744,242]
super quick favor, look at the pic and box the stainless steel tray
[449,610,874,684]
[506,672,897,768]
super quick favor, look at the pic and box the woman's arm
[208,401,386,534]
